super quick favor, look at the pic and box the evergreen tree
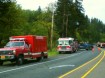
[55,0,85,38]
[0,0,23,46]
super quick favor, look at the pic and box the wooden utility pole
[66,14,69,37]
[50,5,54,50]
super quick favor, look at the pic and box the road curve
[59,48,104,78]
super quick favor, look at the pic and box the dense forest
[0,0,105,50]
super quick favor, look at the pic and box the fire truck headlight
[13,50,16,54]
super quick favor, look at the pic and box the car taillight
[66,46,71,49]
[57,46,61,49]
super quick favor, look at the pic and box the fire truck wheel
[69,49,73,53]
[59,51,62,54]
[16,56,24,65]
[0,61,3,65]
[36,57,41,62]
[41,52,44,59]
[44,55,48,59]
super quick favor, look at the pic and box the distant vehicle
[97,42,105,48]
[57,37,79,54]
[0,35,48,65]
[79,43,93,50]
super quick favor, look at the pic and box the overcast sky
[16,0,105,23]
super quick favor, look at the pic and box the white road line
[49,65,75,69]
[0,52,82,74]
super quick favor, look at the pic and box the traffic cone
[98,47,101,52]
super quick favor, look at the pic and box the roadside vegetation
[48,48,59,56]
[0,0,105,51]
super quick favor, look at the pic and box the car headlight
[13,50,16,54]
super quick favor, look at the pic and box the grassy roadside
[48,48,59,57]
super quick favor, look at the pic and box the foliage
[0,0,105,49]
[55,0,84,38]
[48,48,58,56]
[0,0,23,46]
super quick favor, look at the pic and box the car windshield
[6,41,24,47]
[58,40,72,45]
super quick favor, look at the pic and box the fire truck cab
[57,37,78,54]
[0,35,48,65]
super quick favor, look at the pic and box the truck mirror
[29,44,31,48]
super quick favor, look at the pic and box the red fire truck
[0,35,48,65]
[57,37,79,54]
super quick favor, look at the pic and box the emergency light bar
[9,37,25,41]
[58,38,74,40]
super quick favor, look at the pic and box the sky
[16,0,105,23]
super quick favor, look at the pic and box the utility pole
[50,4,54,50]
[66,14,69,37]
[65,14,71,37]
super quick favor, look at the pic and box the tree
[0,0,25,46]
[88,18,105,42]
[55,0,84,38]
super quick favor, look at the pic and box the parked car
[79,43,93,50]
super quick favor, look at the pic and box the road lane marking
[49,65,75,69]
[0,52,82,74]
[81,51,105,78]
[59,51,103,78]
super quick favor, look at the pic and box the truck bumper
[0,55,15,61]
[58,48,73,52]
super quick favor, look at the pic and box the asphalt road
[0,47,100,78]
[59,47,105,78]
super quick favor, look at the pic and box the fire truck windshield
[5,41,24,47]
[58,40,73,45]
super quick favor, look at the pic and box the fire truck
[0,35,48,65]
[57,37,79,54]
